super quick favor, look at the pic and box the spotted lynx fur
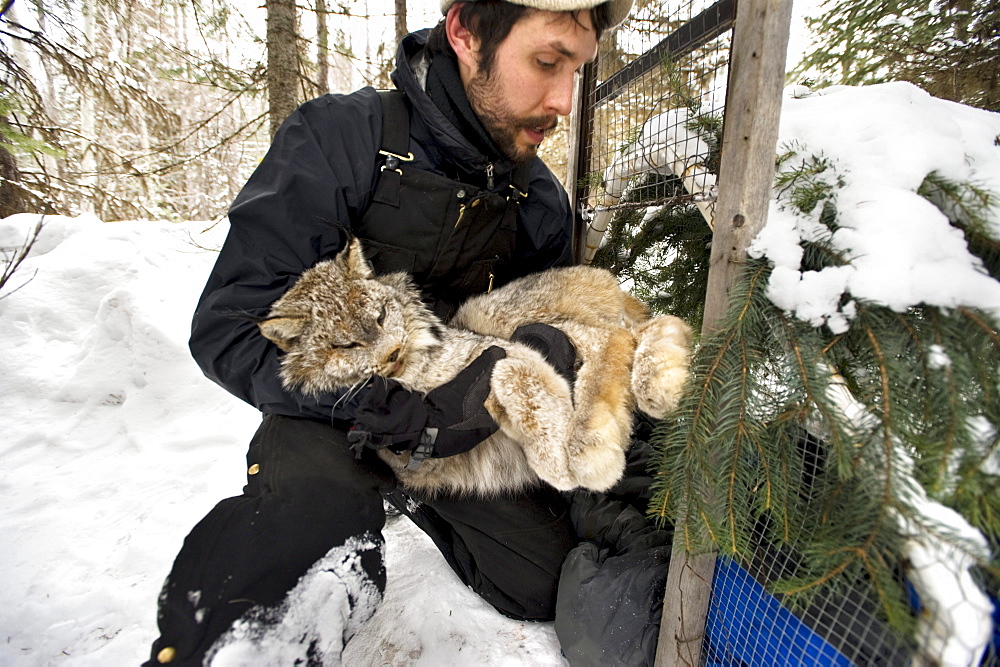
[259,238,693,497]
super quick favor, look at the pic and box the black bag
[555,437,673,666]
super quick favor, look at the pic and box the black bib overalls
[356,91,531,321]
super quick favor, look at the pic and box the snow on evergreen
[753,82,1000,332]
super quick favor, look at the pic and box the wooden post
[701,0,793,329]
[568,61,597,264]
[654,0,792,664]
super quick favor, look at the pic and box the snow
[827,378,994,665]
[750,82,1000,333]
[1,81,998,665]
[209,535,382,665]
[0,214,565,665]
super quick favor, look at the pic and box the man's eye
[537,59,557,70]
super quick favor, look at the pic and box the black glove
[511,322,577,387]
[348,346,507,467]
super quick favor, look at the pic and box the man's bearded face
[463,9,598,164]
[466,71,558,163]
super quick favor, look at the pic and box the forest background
[0,0,445,223]
[2,0,995,225]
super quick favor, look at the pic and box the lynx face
[258,240,442,396]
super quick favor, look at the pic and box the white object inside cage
[583,107,717,264]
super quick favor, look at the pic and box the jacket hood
[391,29,516,179]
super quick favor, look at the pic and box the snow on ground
[0,214,565,665]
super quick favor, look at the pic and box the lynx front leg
[564,327,635,492]
[487,355,576,491]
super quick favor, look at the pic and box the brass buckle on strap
[379,149,414,175]
[507,184,528,201]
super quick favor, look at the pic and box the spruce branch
[649,253,998,638]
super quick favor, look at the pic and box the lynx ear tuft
[339,237,373,280]
[258,315,307,351]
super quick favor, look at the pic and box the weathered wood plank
[654,0,792,664]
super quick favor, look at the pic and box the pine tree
[792,0,1000,112]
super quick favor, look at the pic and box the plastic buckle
[507,184,528,202]
[404,427,438,470]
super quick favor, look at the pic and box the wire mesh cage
[571,0,733,329]
[702,432,916,666]
[571,1,1000,665]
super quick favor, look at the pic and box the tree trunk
[267,0,299,139]
[31,0,61,183]
[0,118,23,218]
[394,0,407,48]
[316,0,330,95]
[80,0,98,214]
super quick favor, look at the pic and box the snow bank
[0,215,257,664]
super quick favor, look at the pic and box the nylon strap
[377,90,412,161]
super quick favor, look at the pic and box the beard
[466,70,557,164]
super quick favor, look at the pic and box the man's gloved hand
[511,322,577,387]
[348,346,507,467]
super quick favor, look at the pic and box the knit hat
[440,0,633,30]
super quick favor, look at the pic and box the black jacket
[189,30,574,421]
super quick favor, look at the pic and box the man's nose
[545,71,576,116]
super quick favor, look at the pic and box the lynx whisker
[333,377,370,410]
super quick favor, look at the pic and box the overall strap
[372,90,413,207]
[377,90,413,170]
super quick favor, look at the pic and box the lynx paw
[569,438,627,492]
[631,315,693,419]
[490,355,576,490]
[569,410,632,491]
[565,395,631,491]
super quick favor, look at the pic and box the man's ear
[445,3,480,75]
[259,316,306,352]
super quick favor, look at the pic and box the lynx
[258,238,693,497]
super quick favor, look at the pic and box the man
[147,0,632,663]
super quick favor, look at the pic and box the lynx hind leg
[564,326,635,492]
[632,315,694,419]
[488,353,576,491]
[622,292,651,327]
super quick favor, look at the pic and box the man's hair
[427,1,612,76]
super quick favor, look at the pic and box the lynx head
[258,238,442,395]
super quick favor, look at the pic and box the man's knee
[147,415,391,666]
[421,486,576,622]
